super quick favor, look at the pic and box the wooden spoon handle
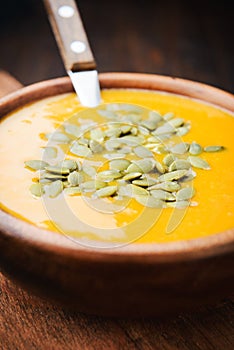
[44,0,96,72]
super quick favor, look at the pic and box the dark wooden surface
[0,1,234,349]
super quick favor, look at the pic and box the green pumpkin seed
[176,187,195,200]
[176,125,190,136]
[204,145,224,152]
[25,160,49,171]
[30,183,44,197]
[141,120,158,131]
[188,156,210,170]
[65,124,81,138]
[120,135,143,145]
[44,180,63,198]
[45,166,70,175]
[167,200,190,208]
[80,180,96,191]
[122,172,142,181]
[95,185,118,198]
[154,160,166,174]
[110,159,131,171]
[97,170,122,181]
[43,147,58,159]
[58,159,78,171]
[64,187,81,196]
[82,165,97,177]
[120,125,132,134]
[132,178,156,187]
[158,169,188,182]
[189,142,203,155]
[95,180,107,190]
[89,140,103,153]
[133,146,153,158]
[153,144,168,154]
[154,123,174,135]
[90,129,104,142]
[169,118,184,128]
[78,138,89,146]
[163,154,176,167]
[70,143,91,157]
[97,109,116,119]
[181,170,197,182]
[42,173,67,181]
[105,127,121,138]
[170,142,189,154]
[127,184,149,196]
[105,139,122,151]
[126,159,154,174]
[135,195,164,208]
[163,112,174,121]
[169,160,191,172]
[68,171,83,186]
[150,189,176,201]
[46,132,70,143]
[148,111,162,123]
[149,181,180,192]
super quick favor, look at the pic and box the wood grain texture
[44,0,96,71]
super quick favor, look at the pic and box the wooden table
[0,1,234,349]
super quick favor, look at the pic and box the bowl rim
[0,72,233,262]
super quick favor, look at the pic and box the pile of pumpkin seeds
[25,103,225,208]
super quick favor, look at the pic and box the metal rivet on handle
[70,40,86,53]
[58,5,75,18]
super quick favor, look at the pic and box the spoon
[44,0,101,107]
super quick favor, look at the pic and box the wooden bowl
[0,73,234,317]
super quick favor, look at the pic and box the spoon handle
[44,0,96,72]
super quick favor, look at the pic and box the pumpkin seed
[89,139,103,153]
[163,154,176,167]
[78,138,89,146]
[158,169,188,182]
[122,172,142,181]
[68,171,83,186]
[105,127,121,138]
[127,184,149,196]
[70,143,91,157]
[148,111,162,123]
[176,125,190,136]
[135,195,164,208]
[110,159,131,171]
[149,181,180,192]
[153,123,174,135]
[105,139,122,151]
[80,180,96,191]
[97,109,116,119]
[141,120,158,131]
[95,180,107,190]
[120,125,132,134]
[150,189,176,201]
[176,187,195,200]
[59,159,78,171]
[82,165,97,177]
[170,142,189,154]
[169,160,191,172]
[46,132,70,143]
[42,173,67,181]
[163,112,174,121]
[154,160,166,174]
[188,156,210,170]
[181,169,197,182]
[43,147,58,159]
[189,142,203,155]
[169,118,184,128]
[45,166,70,175]
[132,178,156,187]
[120,135,143,146]
[64,187,81,196]
[95,185,118,198]
[90,129,104,142]
[44,180,63,198]
[167,200,190,208]
[153,144,168,154]
[204,145,224,152]
[126,159,154,174]
[25,160,49,171]
[97,170,122,181]
[65,124,81,138]
[133,146,153,158]
[30,183,44,197]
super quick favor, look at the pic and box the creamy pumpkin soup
[0,90,233,245]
